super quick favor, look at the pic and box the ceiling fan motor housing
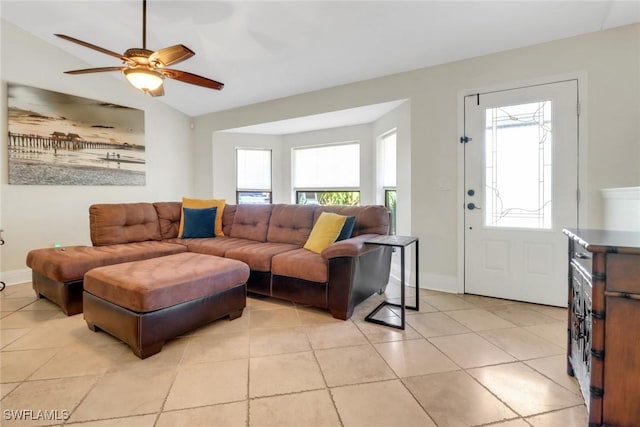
[124,48,153,66]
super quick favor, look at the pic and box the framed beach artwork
[7,83,145,185]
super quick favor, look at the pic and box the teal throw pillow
[182,207,217,238]
[336,216,356,241]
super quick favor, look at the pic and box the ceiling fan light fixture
[56,0,223,96]
[124,68,164,91]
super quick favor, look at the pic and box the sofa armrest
[321,234,382,260]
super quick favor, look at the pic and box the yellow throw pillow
[304,212,347,254]
[178,197,226,237]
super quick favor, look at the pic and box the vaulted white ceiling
[2,1,639,117]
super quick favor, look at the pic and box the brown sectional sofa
[27,201,392,320]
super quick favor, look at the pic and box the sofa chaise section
[27,203,187,315]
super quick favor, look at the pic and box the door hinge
[589,385,604,398]
[460,136,472,144]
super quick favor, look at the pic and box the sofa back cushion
[153,202,182,239]
[90,203,162,246]
[229,204,273,242]
[315,205,389,236]
[222,204,237,236]
[267,204,316,245]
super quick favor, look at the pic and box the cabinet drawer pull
[604,291,640,300]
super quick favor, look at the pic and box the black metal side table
[0,228,4,292]
[364,235,419,329]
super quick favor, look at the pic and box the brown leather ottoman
[83,252,249,359]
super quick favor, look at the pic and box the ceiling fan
[55,0,224,96]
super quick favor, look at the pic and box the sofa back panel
[267,204,316,245]
[222,204,237,236]
[90,203,162,246]
[315,205,389,236]
[153,202,182,239]
[229,204,273,242]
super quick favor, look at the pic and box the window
[484,101,552,229]
[381,130,397,234]
[236,148,272,204]
[293,142,360,206]
[296,191,360,206]
[385,189,397,235]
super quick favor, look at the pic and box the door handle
[467,202,481,210]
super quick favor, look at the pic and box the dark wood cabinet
[563,229,640,427]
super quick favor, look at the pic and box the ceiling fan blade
[64,66,126,75]
[55,34,134,65]
[149,85,165,97]
[160,69,224,90]
[149,44,194,67]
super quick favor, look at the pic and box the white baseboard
[389,271,458,293]
[1,268,31,286]
[419,273,458,293]
[5,267,459,293]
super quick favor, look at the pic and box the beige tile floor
[0,281,587,426]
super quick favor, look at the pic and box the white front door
[463,81,578,306]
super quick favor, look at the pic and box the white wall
[372,101,411,236]
[1,21,194,283]
[194,24,640,292]
[213,102,410,208]
[372,102,415,286]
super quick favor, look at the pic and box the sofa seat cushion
[180,237,261,257]
[225,243,300,272]
[271,248,328,283]
[84,252,250,313]
[26,242,188,283]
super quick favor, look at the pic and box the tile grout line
[1,283,586,426]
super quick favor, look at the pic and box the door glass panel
[484,100,552,229]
